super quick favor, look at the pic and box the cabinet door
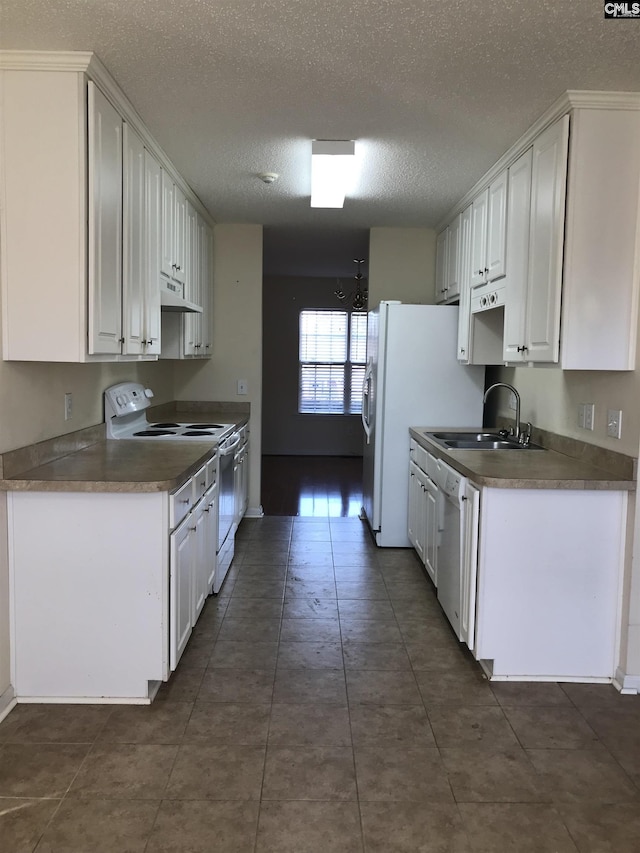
[144,149,162,355]
[408,462,419,550]
[160,170,175,279]
[200,219,213,357]
[460,482,480,652]
[174,185,187,285]
[525,115,569,362]
[469,189,488,289]
[192,501,207,623]
[446,214,461,299]
[170,516,194,670]
[456,205,473,362]
[435,228,449,303]
[122,123,145,355]
[423,475,438,586]
[503,148,532,362]
[486,170,508,282]
[87,82,123,355]
[205,487,219,592]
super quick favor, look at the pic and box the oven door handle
[219,435,240,456]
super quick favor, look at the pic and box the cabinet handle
[460,348,465,354]
[181,499,190,504]
[517,345,528,353]
[461,495,468,501]
[189,526,196,532]
[118,337,125,344]
[203,507,210,513]
[484,267,489,274]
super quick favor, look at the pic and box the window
[299,310,367,414]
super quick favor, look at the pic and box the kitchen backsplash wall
[489,361,640,459]
[0,359,175,455]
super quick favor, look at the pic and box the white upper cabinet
[143,149,162,356]
[0,52,213,362]
[121,122,146,356]
[446,213,461,300]
[503,147,533,362]
[525,115,569,363]
[87,83,123,356]
[435,228,449,303]
[456,205,473,362]
[439,93,640,371]
[470,170,507,289]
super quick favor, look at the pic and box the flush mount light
[310,140,356,208]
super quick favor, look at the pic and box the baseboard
[245,505,264,518]
[614,666,640,694]
[0,685,17,723]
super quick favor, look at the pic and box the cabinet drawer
[206,453,219,489]
[414,444,429,474]
[192,463,208,504]
[170,478,193,528]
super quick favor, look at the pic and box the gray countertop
[410,427,636,490]
[0,407,249,493]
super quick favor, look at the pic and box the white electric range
[104,381,239,597]
[104,381,234,441]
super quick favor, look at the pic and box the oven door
[215,432,240,592]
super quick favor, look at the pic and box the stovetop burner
[133,429,178,437]
[182,430,217,436]
[150,422,180,428]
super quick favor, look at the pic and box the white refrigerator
[361,301,485,547]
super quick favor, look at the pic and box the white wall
[174,224,263,514]
[369,227,437,306]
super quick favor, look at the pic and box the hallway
[0,513,640,850]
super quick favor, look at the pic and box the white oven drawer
[170,478,193,529]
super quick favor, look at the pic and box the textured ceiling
[2,0,640,276]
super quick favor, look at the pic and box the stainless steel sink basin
[425,431,542,451]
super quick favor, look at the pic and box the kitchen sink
[425,431,543,451]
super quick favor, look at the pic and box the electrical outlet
[64,392,73,421]
[584,403,594,431]
[607,409,622,439]
[237,379,248,396]
[508,392,517,411]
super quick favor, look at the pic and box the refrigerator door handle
[361,360,373,444]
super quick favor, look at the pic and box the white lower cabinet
[408,443,438,587]
[471,485,626,681]
[408,440,627,682]
[170,513,195,671]
[9,452,221,701]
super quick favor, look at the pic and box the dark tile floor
[1,482,640,849]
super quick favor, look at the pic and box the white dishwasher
[433,458,466,640]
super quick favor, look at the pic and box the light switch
[607,409,622,439]
[237,379,248,396]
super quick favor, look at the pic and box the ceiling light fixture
[335,258,368,311]
[310,140,356,208]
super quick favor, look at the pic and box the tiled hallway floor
[1,516,640,851]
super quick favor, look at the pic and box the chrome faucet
[483,382,521,440]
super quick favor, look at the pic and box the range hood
[160,278,202,313]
